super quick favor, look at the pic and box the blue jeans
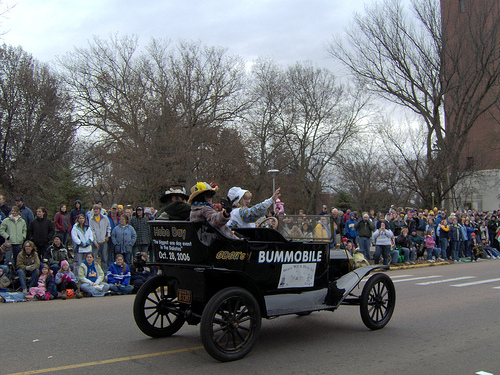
[17,268,39,290]
[427,247,442,260]
[357,237,371,262]
[440,238,449,259]
[374,245,397,265]
[108,283,134,295]
[93,242,109,273]
[398,247,416,262]
[451,241,460,261]
[5,244,22,266]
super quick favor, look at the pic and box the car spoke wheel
[133,276,185,338]
[360,273,395,330]
[201,287,261,362]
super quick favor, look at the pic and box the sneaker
[437,257,445,262]
[453,260,459,263]
[487,255,491,259]
[410,261,416,265]
[75,292,83,299]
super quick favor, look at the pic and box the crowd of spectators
[0,195,158,299]
[313,205,500,266]
[0,188,499,300]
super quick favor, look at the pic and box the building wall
[441,0,500,171]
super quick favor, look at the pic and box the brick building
[441,0,500,211]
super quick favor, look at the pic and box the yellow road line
[6,346,204,375]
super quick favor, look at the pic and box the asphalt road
[2,260,500,375]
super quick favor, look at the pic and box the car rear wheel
[133,276,185,338]
[360,273,396,330]
[200,287,261,362]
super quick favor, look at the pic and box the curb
[388,261,452,271]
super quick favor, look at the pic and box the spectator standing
[71,214,93,269]
[344,212,358,246]
[107,203,121,258]
[330,208,343,244]
[88,204,111,271]
[111,215,136,265]
[318,205,328,215]
[449,217,462,262]
[372,222,398,266]
[144,207,154,220]
[354,213,375,263]
[54,204,72,246]
[438,219,450,259]
[0,206,27,265]
[487,215,500,250]
[130,206,150,256]
[27,207,55,262]
[393,214,406,236]
[0,194,10,218]
[69,200,86,227]
[314,216,331,240]
[14,196,34,227]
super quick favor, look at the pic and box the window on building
[459,0,466,12]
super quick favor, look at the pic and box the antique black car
[133,216,395,362]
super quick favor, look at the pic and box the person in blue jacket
[344,212,358,246]
[106,254,133,295]
[110,215,136,265]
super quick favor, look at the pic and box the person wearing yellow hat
[188,182,238,239]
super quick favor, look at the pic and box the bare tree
[0,44,76,204]
[281,62,368,213]
[328,0,500,210]
[245,60,369,213]
[59,36,250,205]
[243,58,292,201]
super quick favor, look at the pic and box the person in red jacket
[54,205,72,246]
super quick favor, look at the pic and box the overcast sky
[0,0,379,71]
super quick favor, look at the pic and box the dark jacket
[28,217,55,248]
[354,219,375,238]
[395,234,413,249]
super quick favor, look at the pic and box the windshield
[275,214,334,242]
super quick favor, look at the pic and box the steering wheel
[256,216,278,229]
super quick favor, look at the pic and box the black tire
[360,273,396,330]
[133,276,185,338]
[200,287,261,362]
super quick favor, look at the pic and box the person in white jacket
[227,187,281,228]
[372,221,399,265]
[71,214,94,270]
